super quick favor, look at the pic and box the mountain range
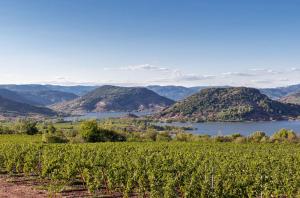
[148,84,300,101]
[0,83,300,119]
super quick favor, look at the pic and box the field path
[0,177,48,198]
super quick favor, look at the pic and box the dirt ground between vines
[0,176,48,198]
[0,175,138,198]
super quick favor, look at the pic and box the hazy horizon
[1,0,300,88]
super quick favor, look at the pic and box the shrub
[79,120,126,142]
[42,133,68,143]
[175,132,195,142]
[141,130,157,141]
[14,119,39,135]
[272,128,298,142]
[46,123,56,134]
[230,133,242,139]
[248,131,267,142]
[213,136,232,142]
[156,132,172,142]
[234,137,247,143]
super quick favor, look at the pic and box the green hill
[157,87,300,121]
[51,85,174,115]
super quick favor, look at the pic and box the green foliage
[46,123,56,134]
[14,119,39,135]
[249,131,267,142]
[272,128,297,142]
[42,133,68,143]
[156,132,172,141]
[79,120,98,141]
[1,142,300,197]
[79,120,126,142]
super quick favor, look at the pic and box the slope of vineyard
[0,142,300,197]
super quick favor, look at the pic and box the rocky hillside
[51,85,175,115]
[157,87,300,121]
[280,92,300,105]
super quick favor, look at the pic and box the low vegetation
[1,142,300,197]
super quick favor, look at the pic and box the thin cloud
[105,64,170,72]
[222,72,255,77]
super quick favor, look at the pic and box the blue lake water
[157,121,300,136]
[64,111,152,121]
[65,112,300,136]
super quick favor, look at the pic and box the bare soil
[0,176,47,198]
[0,175,137,198]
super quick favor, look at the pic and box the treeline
[0,119,299,143]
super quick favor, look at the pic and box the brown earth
[0,175,137,198]
[0,176,47,198]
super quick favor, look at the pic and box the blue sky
[0,0,300,87]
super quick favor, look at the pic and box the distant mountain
[147,85,199,101]
[21,90,78,106]
[0,85,79,106]
[0,84,97,96]
[51,85,175,115]
[43,85,98,96]
[0,96,57,117]
[157,87,300,122]
[147,85,230,101]
[0,88,40,106]
[260,84,300,99]
[280,92,300,105]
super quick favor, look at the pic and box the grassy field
[0,134,42,143]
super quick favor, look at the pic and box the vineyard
[0,142,300,197]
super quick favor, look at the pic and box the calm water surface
[65,112,300,136]
[158,121,300,136]
[64,111,152,121]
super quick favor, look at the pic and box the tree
[79,120,125,142]
[14,119,39,135]
[79,120,98,141]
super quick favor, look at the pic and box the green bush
[79,120,126,142]
[14,119,39,135]
[156,132,172,141]
[42,133,68,143]
[248,131,267,142]
[272,128,297,142]
[141,130,157,141]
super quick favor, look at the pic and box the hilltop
[51,85,174,115]
[157,87,300,121]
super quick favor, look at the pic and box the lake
[157,121,300,136]
[64,111,152,121]
[65,112,300,136]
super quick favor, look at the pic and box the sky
[0,0,300,88]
